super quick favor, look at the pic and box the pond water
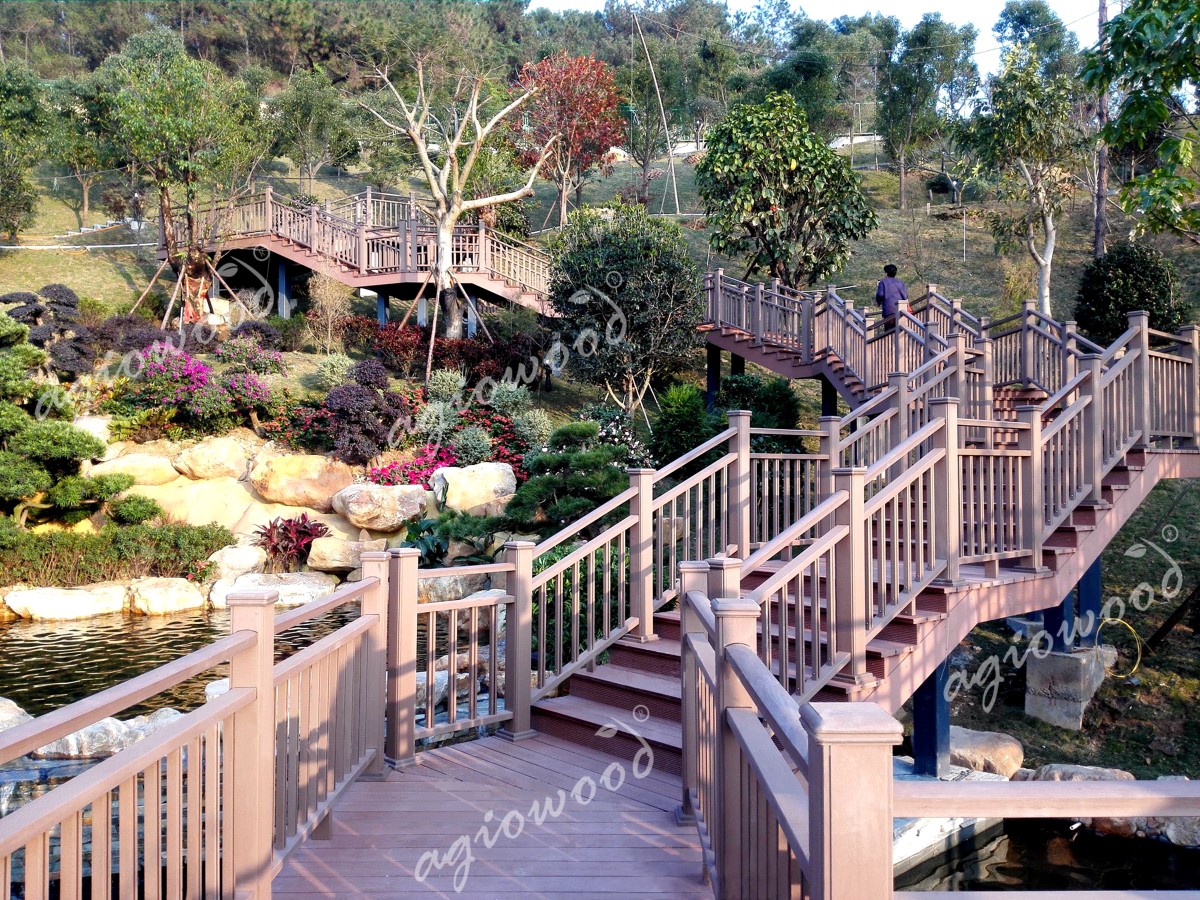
[898,818,1200,891]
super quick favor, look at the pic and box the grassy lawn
[949,477,1200,778]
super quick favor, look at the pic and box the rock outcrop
[128,577,206,616]
[173,437,250,480]
[4,584,129,620]
[208,571,340,608]
[331,484,426,532]
[949,726,1025,778]
[249,455,354,512]
[90,453,180,486]
[430,463,516,516]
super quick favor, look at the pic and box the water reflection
[898,819,1200,891]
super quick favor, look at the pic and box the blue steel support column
[1043,586,1078,653]
[706,344,722,412]
[276,258,290,319]
[376,290,389,325]
[730,353,746,376]
[821,376,839,417]
[912,659,951,778]
[1077,558,1103,649]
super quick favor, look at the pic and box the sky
[527,0,1103,77]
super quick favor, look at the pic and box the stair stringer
[862,448,1200,713]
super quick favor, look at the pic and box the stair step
[531,695,682,775]
[569,665,682,723]
[608,638,683,678]
[654,609,681,641]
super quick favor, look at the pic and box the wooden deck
[273,732,711,898]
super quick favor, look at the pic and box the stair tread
[615,637,682,659]
[533,695,682,747]
[571,664,682,700]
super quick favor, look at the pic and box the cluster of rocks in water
[0,422,524,622]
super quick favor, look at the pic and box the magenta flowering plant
[124,343,267,434]
[128,343,212,408]
[215,333,285,374]
[368,444,457,489]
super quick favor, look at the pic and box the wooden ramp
[272,733,710,898]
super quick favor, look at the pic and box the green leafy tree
[697,93,876,288]
[650,384,721,468]
[1082,0,1200,244]
[1074,243,1189,345]
[270,67,356,194]
[549,204,701,412]
[0,63,47,240]
[958,46,1086,314]
[47,75,114,223]
[752,21,846,138]
[993,1,1081,79]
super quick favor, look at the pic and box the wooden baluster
[727,410,752,559]
[931,397,962,585]
[676,560,710,826]
[626,467,657,642]
[385,548,419,767]
[1129,310,1153,447]
[832,468,869,681]
[500,541,537,741]
[226,589,277,899]
[1017,405,1046,571]
[710,582,756,899]
[802,703,902,900]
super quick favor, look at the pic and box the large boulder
[1015,763,1135,782]
[128,577,206,616]
[430,463,516,516]
[949,726,1025,778]
[73,415,112,445]
[89,453,179,486]
[31,708,183,760]
[230,502,357,542]
[331,484,426,532]
[249,455,353,512]
[417,573,488,605]
[307,536,388,573]
[173,437,250,480]
[207,544,267,582]
[208,572,340,608]
[0,697,32,732]
[128,477,255,531]
[4,584,129,621]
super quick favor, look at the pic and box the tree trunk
[898,153,907,210]
[80,178,90,220]
[436,221,463,339]
[558,183,569,229]
[1093,0,1109,259]
[1038,216,1056,316]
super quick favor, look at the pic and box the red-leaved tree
[517,53,626,228]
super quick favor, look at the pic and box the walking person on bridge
[877,263,907,333]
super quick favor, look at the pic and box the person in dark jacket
[876,264,907,332]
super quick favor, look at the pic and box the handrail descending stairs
[160,187,552,312]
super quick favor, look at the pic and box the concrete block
[1024,649,1108,730]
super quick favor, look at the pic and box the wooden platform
[273,733,711,897]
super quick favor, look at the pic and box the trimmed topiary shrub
[427,368,467,403]
[1075,243,1190,345]
[324,382,408,464]
[650,384,721,467]
[349,358,390,391]
[230,319,283,350]
[414,400,458,443]
[512,408,553,448]
[315,353,354,390]
[451,425,493,466]
[488,381,532,417]
[108,494,163,525]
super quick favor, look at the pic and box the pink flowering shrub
[368,444,457,489]
[125,343,268,434]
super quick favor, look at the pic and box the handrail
[653,427,736,483]
[1039,368,1091,415]
[652,453,737,508]
[533,486,637,556]
[533,514,637,585]
[273,577,375,635]
[863,418,941,484]
[743,491,848,571]
[726,643,809,780]
[748,523,850,603]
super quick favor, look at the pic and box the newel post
[1129,310,1153,447]
[1181,325,1200,448]
[626,468,658,642]
[753,281,765,342]
[676,560,710,826]
[977,337,995,426]
[385,548,420,768]
[1021,299,1037,387]
[227,590,278,899]
[1017,406,1046,571]
[1063,320,1079,384]
[803,703,903,900]
[925,322,941,364]
[948,332,969,402]
[309,202,318,249]
[263,185,274,233]
[359,551,390,778]
[727,410,753,559]
[930,397,962,585]
[713,267,724,323]
[500,541,537,741]
[1079,354,1104,503]
[831,468,869,681]
[712,588,759,899]
[818,416,840,499]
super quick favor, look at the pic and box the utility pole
[1093,0,1109,259]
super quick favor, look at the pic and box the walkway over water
[274,733,707,898]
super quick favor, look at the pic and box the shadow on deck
[273,733,709,898]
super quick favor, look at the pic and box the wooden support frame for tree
[128,257,172,316]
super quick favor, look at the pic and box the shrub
[304,273,352,354]
[579,403,653,466]
[650,384,721,467]
[414,400,458,443]
[0,343,44,404]
[1075,243,1189,345]
[716,374,762,412]
[45,473,135,524]
[753,378,801,430]
[109,494,163,525]
[324,383,408,464]
[455,406,528,477]
[512,408,553,448]
[349,358,390,390]
[254,513,330,573]
[0,401,29,442]
[91,315,174,356]
[267,314,308,352]
[315,353,354,390]
[427,367,467,403]
[214,333,285,374]
[0,310,30,347]
[8,421,104,472]
[261,402,335,453]
[375,322,423,374]
[341,315,380,352]
[488,380,532,417]
[368,444,457,489]
[452,425,493,465]
[230,319,283,350]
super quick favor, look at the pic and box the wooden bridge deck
[273,732,710,898]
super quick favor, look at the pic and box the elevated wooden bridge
[5,272,1200,899]
[159,187,552,316]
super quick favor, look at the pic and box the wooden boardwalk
[273,733,710,898]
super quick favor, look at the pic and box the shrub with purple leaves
[91,316,175,356]
[254,513,330,573]
[325,382,409,464]
[349,358,390,390]
[230,320,283,350]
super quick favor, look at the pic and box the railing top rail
[906,345,956,386]
[748,521,851,603]
[726,643,809,781]
[1040,394,1091,443]
[1040,368,1092,415]
[0,687,255,858]
[836,408,896,454]
[864,445,944,517]
[1101,325,1140,363]
[1072,332,1107,356]
[841,384,898,424]
[1147,327,1191,347]
[893,778,1200,819]
[744,490,849,572]
[748,427,824,438]
[653,427,736,483]
[533,514,637,585]
[683,589,718,641]
[533,486,638,557]
[0,630,255,765]
[419,562,515,579]
[863,418,942,483]
[654,454,738,511]
[274,614,376,685]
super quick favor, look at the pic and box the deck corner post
[706,556,743,602]
[931,396,962,585]
[676,560,710,826]
[1063,320,1079,383]
[359,551,391,779]
[831,467,869,680]
[727,409,753,559]
[626,467,658,642]
[499,541,537,742]
[949,332,969,402]
[1080,354,1105,502]
[1017,405,1046,572]
[309,202,318,249]
[818,416,840,498]
[753,282,764,342]
[1129,310,1153,447]
[713,267,724,323]
[263,185,273,232]
[386,548,420,768]
[1182,324,1200,448]
[711,594,760,899]
[1021,299,1038,386]
[977,336,995,424]
[226,589,279,899]
[802,703,902,900]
